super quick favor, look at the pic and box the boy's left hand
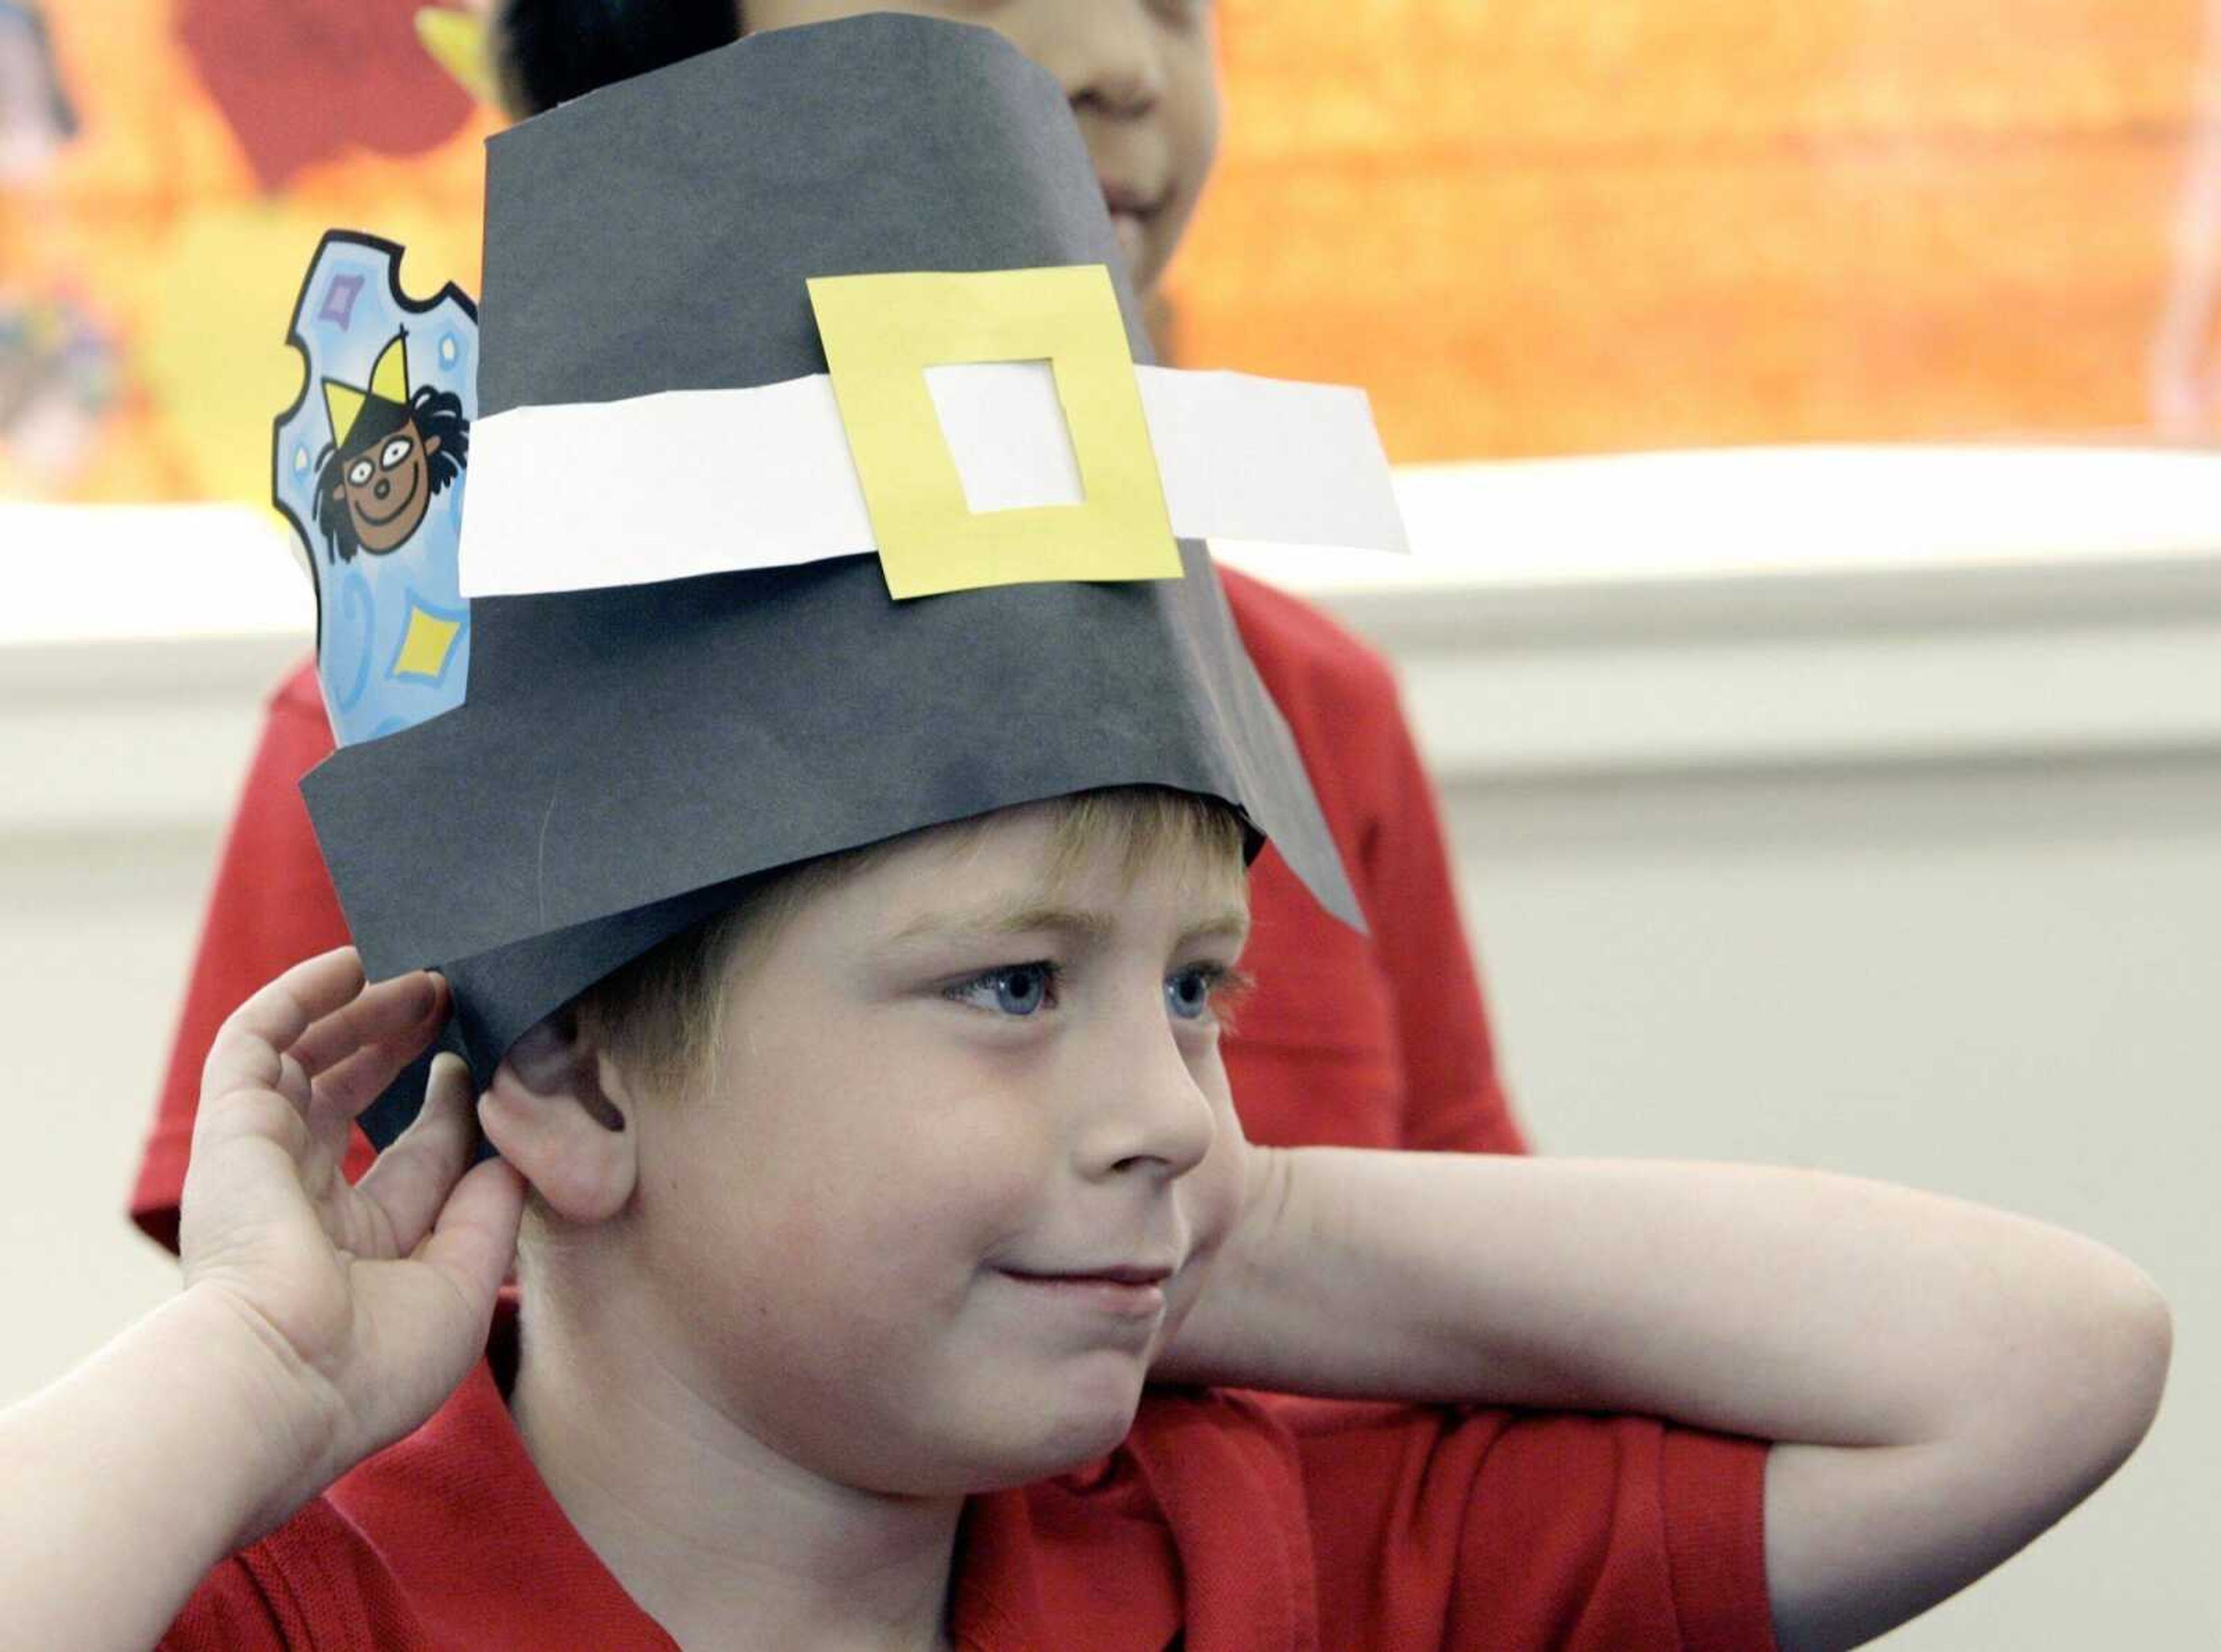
[178,947,526,1547]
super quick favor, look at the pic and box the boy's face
[744,0,1221,295]
[619,802,1252,1495]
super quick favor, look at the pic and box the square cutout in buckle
[807,266,1181,599]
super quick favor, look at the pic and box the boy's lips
[1005,1261,1176,1286]
[1100,178,1165,271]
[1099,178,1167,217]
[997,1266,1171,1321]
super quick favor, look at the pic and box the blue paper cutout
[274,232,478,746]
[319,271,364,329]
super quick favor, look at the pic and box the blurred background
[5,1,2217,1644]
[14,1,2221,496]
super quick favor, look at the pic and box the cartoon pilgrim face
[275,231,478,750]
[313,330,470,559]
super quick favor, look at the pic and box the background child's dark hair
[493,0,742,119]
[309,386,470,562]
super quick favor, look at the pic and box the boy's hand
[178,947,525,1546]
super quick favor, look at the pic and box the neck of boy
[508,1288,965,1652]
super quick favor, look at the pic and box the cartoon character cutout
[275,230,477,746]
[312,329,468,560]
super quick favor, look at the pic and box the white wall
[5,463,2216,1645]
[0,632,298,1406]
[1319,530,2221,1650]
[1,827,222,1380]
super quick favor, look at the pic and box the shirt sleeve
[131,663,361,1252]
[159,1558,293,1650]
[160,1500,410,1652]
[1220,566,1529,1157]
[1354,672,1528,1155]
[1286,1399,1777,1651]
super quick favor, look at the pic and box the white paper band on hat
[1140,369,1409,554]
[457,364,1408,598]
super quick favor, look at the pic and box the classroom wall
[1366,567,2221,1650]
[3,492,2215,1647]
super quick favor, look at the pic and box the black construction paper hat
[298,14,1371,1137]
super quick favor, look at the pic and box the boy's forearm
[0,1288,324,1651]
[1163,1146,2162,1450]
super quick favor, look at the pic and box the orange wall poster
[5,1,2219,507]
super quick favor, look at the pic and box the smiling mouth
[356,470,419,526]
[999,1271,1168,1320]
[1100,177,1165,216]
[1101,184,1166,256]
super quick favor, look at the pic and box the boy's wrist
[164,1284,345,1547]
[0,1289,346,1650]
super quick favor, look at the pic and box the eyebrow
[888,898,1251,951]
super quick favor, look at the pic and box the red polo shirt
[131,571,1529,1250]
[161,1300,1776,1650]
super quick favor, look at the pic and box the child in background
[130,0,1522,1254]
[8,20,2171,1649]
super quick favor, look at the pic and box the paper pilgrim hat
[297,13,1403,1134]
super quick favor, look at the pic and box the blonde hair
[570,786,1248,1106]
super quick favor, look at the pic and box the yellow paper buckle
[806,266,1181,599]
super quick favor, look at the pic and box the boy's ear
[478,1009,639,1224]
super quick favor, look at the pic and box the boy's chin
[947,1385,1149,1495]
[836,1360,1151,1497]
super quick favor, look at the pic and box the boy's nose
[1040,0,1167,119]
[1071,1007,1216,1183]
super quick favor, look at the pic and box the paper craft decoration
[274,230,476,745]
[458,361,1408,598]
[297,14,1367,1134]
[806,265,1179,599]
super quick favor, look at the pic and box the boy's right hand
[178,947,525,1547]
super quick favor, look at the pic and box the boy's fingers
[290,972,445,1082]
[307,1013,446,1134]
[275,1051,314,1115]
[198,949,367,1129]
[416,1154,527,1321]
[355,1054,481,1258]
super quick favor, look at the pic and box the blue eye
[949,963,1058,1017]
[1165,966,1218,1022]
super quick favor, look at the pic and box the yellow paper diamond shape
[392,601,464,682]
